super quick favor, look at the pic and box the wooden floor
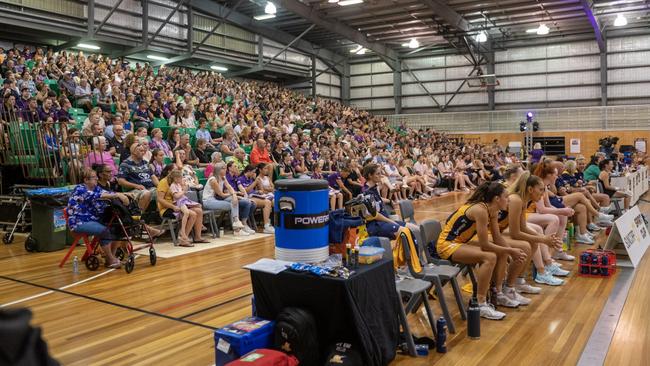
[1,192,649,365]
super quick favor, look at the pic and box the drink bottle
[436,317,447,353]
[467,297,481,340]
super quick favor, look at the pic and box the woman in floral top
[67,168,130,268]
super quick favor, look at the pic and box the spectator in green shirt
[583,152,606,182]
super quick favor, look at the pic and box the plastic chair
[398,199,417,224]
[419,219,451,266]
[402,227,463,333]
[596,180,623,216]
[186,190,218,238]
[153,118,169,129]
[378,237,437,357]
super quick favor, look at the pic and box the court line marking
[577,267,635,366]
[179,292,253,320]
[0,275,218,331]
[1,268,116,308]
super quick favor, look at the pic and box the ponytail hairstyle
[256,162,267,176]
[508,171,543,203]
[466,182,506,205]
[533,159,556,179]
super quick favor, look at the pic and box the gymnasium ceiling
[234,0,650,57]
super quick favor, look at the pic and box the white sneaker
[598,213,615,221]
[553,251,575,261]
[587,223,602,231]
[479,303,506,320]
[263,224,275,234]
[598,219,614,227]
[546,263,570,277]
[243,226,256,234]
[232,220,245,230]
[233,229,250,236]
[575,233,594,244]
[496,292,520,308]
[534,272,564,286]
[504,286,531,306]
[515,282,542,294]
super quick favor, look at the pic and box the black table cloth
[250,258,401,366]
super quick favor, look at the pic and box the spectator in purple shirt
[132,101,152,129]
[16,87,30,110]
[38,98,56,122]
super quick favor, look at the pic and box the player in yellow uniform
[436,182,527,320]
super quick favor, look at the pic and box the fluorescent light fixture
[254,13,276,20]
[536,23,549,35]
[526,28,538,33]
[350,45,363,53]
[614,13,627,27]
[356,48,366,55]
[265,1,276,14]
[328,0,339,2]
[475,31,487,43]
[210,65,228,71]
[408,38,419,49]
[146,55,169,61]
[77,43,100,50]
[338,0,363,5]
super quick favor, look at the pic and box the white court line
[1,291,54,308]
[1,266,119,307]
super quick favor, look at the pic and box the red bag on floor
[226,349,298,366]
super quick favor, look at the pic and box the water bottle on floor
[467,297,481,340]
[436,317,447,353]
[72,256,79,274]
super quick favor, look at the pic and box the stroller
[60,198,157,273]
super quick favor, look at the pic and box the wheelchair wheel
[85,255,100,271]
[149,247,157,266]
[24,236,37,252]
[125,254,135,273]
[3,232,13,244]
[115,247,125,261]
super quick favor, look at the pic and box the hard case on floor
[214,317,275,366]
[225,349,298,366]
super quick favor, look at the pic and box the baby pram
[60,198,157,273]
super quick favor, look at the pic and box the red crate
[578,249,616,278]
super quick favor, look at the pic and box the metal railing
[385,104,650,132]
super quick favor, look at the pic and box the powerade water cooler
[274,179,329,263]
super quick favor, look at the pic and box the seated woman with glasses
[67,168,130,268]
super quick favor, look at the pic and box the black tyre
[24,236,37,252]
[115,247,125,261]
[149,247,157,266]
[125,254,135,273]
[3,232,13,244]
[85,255,100,271]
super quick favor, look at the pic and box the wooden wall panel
[453,130,650,157]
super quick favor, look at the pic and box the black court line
[179,292,253,320]
[0,275,218,331]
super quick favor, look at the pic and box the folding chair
[187,190,218,238]
[404,226,464,333]
[596,180,623,217]
[398,199,417,224]
[378,237,436,357]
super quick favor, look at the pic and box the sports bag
[274,307,319,365]
[324,342,364,366]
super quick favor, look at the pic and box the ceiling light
[146,55,169,61]
[254,14,276,20]
[338,0,363,5]
[265,1,276,14]
[211,65,228,71]
[77,43,100,50]
[536,24,549,35]
[408,38,419,49]
[614,13,627,27]
[475,31,487,43]
[357,48,366,55]
[350,45,363,53]
[328,0,339,2]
